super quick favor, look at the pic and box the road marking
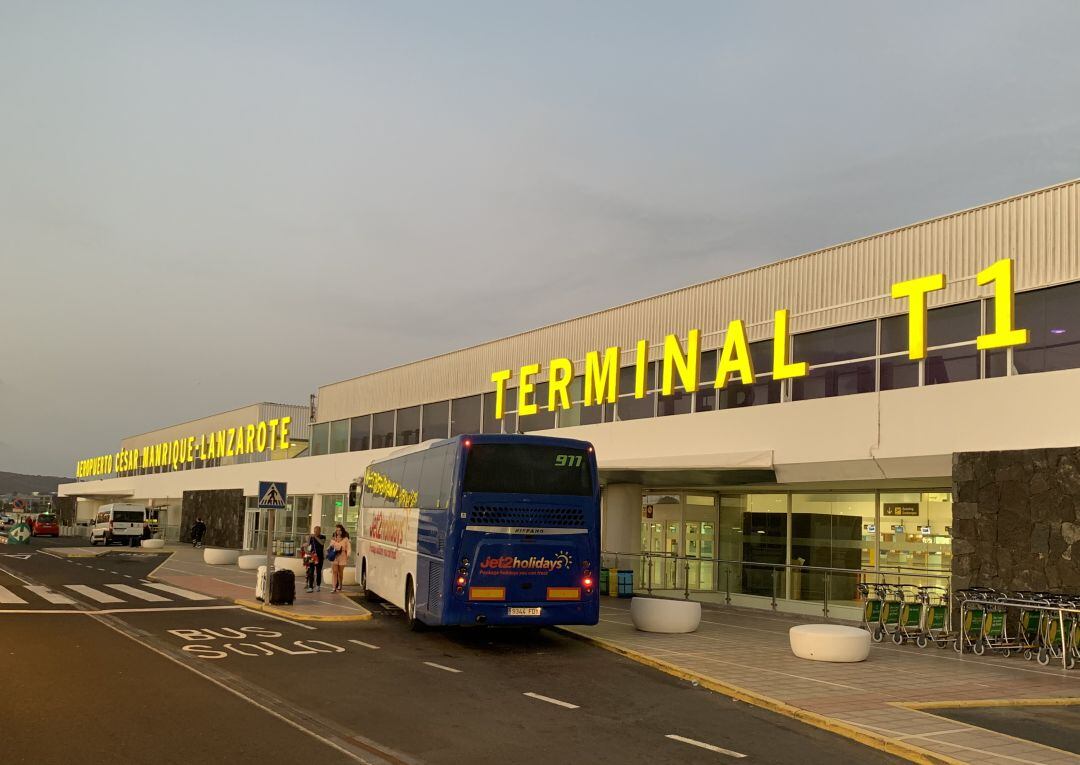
[665,735,746,758]
[423,661,461,673]
[0,605,245,615]
[104,584,169,602]
[123,574,132,578]
[0,585,27,604]
[96,568,107,572]
[523,692,579,709]
[65,585,124,604]
[141,582,214,601]
[349,640,380,650]
[25,586,75,605]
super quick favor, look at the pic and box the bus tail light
[583,576,594,594]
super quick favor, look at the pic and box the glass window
[793,321,875,365]
[615,363,655,421]
[309,422,329,456]
[791,361,875,400]
[790,493,875,605]
[371,410,395,449]
[463,444,593,496]
[349,415,371,451]
[419,446,449,509]
[640,494,683,590]
[925,345,979,385]
[481,392,502,434]
[928,301,980,347]
[294,496,313,536]
[695,350,718,413]
[880,314,920,391]
[879,492,952,590]
[321,494,345,530]
[988,282,1080,377]
[718,341,780,409]
[518,382,557,432]
[712,493,788,598]
[502,388,518,434]
[421,401,450,441]
[328,419,350,454]
[401,454,423,504]
[560,376,603,427]
[396,406,420,446]
[450,395,481,437]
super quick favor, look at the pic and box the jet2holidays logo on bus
[478,550,573,576]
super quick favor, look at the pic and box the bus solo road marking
[168,626,349,660]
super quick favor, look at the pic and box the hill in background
[0,471,75,495]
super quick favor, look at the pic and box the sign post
[258,481,287,602]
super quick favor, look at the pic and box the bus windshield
[463,443,593,496]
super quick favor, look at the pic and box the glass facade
[304,281,1080,459]
[631,490,952,609]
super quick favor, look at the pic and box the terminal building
[62,178,1080,616]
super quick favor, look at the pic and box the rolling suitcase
[269,569,295,605]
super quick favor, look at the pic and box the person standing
[304,525,326,593]
[329,525,351,593]
[191,517,207,548]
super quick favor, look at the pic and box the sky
[2,1,1080,476]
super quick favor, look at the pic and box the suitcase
[269,569,295,605]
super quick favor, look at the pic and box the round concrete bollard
[203,548,240,565]
[140,539,165,549]
[237,554,264,570]
[629,596,702,633]
[323,565,358,586]
[274,556,306,575]
[789,624,871,662]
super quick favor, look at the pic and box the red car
[31,513,60,537]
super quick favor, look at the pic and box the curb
[235,598,373,623]
[899,697,1080,710]
[558,628,966,765]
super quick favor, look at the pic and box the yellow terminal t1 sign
[76,417,293,479]
[489,258,1029,419]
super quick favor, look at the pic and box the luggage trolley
[954,587,995,654]
[876,583,908,643]
[892,584,925,645]
[914,586,952,649]
[1036,595,1077,668]
[857,582,887,641]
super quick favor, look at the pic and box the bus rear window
[463,444,592,496]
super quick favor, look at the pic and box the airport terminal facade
[62,179,1080,614]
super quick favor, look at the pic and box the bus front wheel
[405,578,423,632]
[361,561,379,602]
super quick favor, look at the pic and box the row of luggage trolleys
[856,583,1080,668]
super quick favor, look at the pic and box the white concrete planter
[140,539,165,549]
[789,624,870,662]
[203,548,240,565]
[237,554,264,570]
[274,556,307,575]
[630,596,701,633]
[324,565,358,586]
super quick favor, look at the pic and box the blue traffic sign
[258,481,287,509]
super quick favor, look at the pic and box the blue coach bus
[351,434,601,629]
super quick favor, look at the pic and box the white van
[90,503,148,546]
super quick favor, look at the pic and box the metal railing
[602,549,952,619]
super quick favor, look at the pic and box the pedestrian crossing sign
[258,481,287,509]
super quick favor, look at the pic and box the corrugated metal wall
[120,403,309,451]
[316,179,1080,422]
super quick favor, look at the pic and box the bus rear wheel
[361,561,379,603]
[405,579,423,632]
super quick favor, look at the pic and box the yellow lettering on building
[548,358,574,412]
[772,309,808,381]
[584,347,619,407]
[715,319,755,387]
[891,273,946,360]
[661,330,700,396]
[634,340,649,398]
[490,369,512,419]
[518,363,540,416]
[976,258,1029,350]
[279,416,291,449]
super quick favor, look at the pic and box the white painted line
[423,661,462,674]
[141,582,214,601]
[65,585,124,604]
[348,640,380,650]
[0,585,27,604]
[666,735,746,758]
[123,574,132,578]
[96,568,107,572]
[524,692,579,709]
[104,584,169,602]
[0,605,246,615]
[25,586,76,605]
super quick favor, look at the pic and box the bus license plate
[508,607,542,616]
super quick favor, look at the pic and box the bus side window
[419,448,446,510]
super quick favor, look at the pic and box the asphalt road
[931,705,1080,755]
[1,538,905,765]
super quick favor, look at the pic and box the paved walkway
[564,599,1080,765]
[148,544,371,622]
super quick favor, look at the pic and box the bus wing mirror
[348,483,357,507]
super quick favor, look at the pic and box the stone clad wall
[952,448,1080,592]
[181,489,244,548]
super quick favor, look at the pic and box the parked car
[31,513,60,537]
[89,503,147,546]
[0,515,15,529]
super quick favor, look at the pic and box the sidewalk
[563,599,1080,765]
[149,544,371,623]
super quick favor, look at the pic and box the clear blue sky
[2,1,1079,475]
